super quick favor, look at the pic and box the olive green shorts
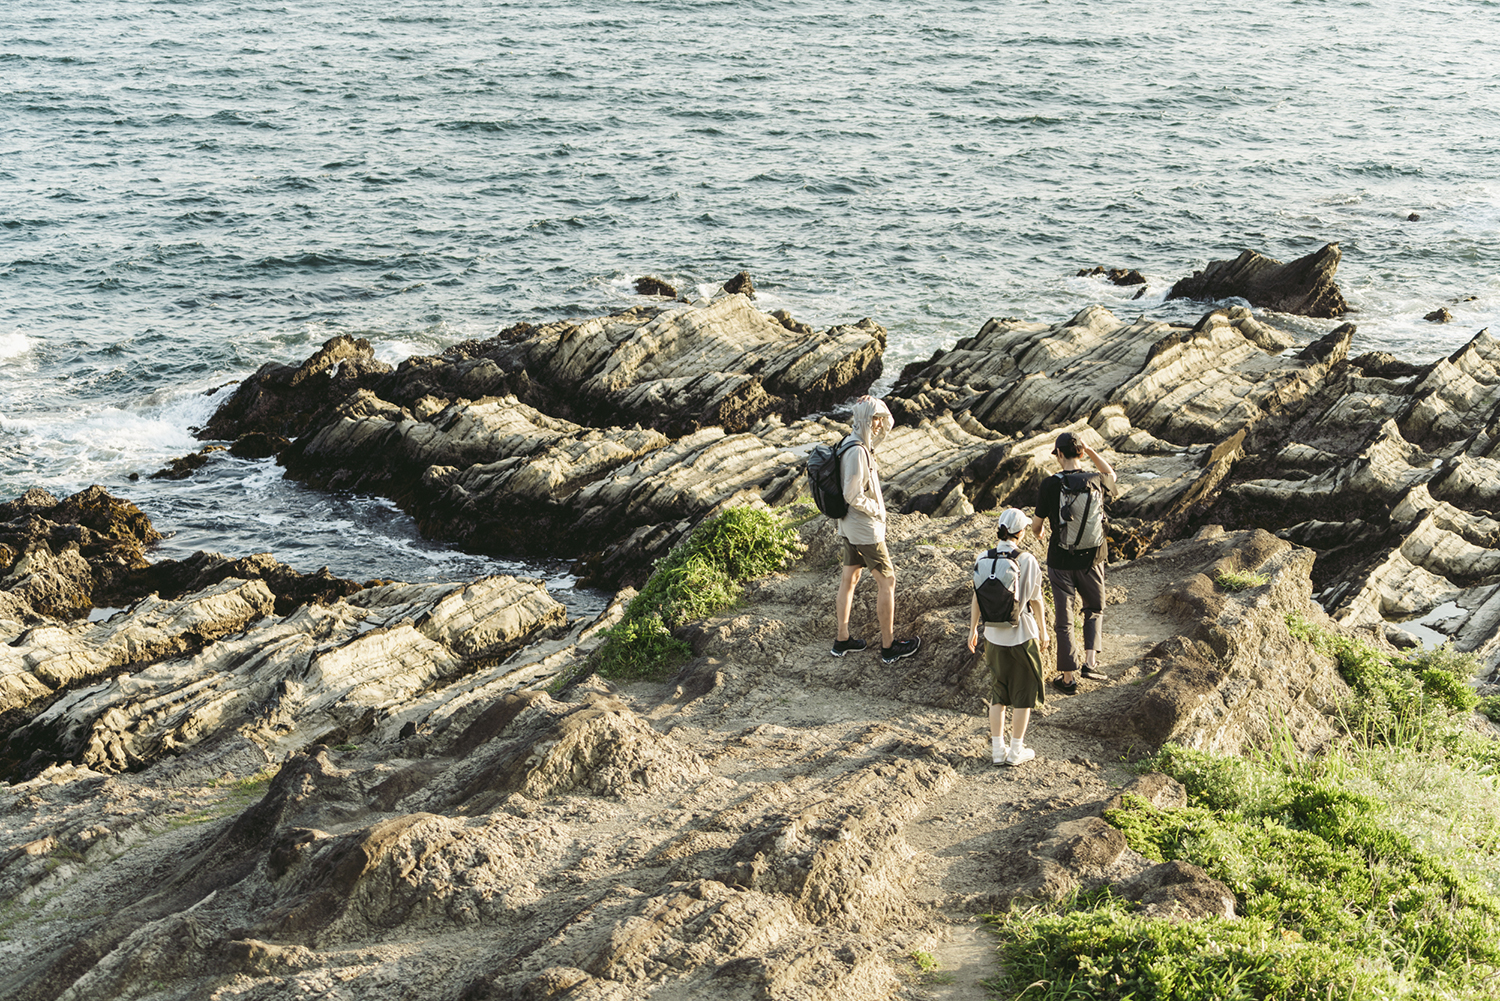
[841,539,895,577]
[987,639,1045,709]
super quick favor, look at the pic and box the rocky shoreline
[3,252,1499,999]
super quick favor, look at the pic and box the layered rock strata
[202,294,884,445]
[199,290,1500,671]
[886,303,1500,675]
[0,505,1348,1001]
[1166,242,1349,318]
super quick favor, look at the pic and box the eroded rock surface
[0,500,1352,1001]
[204,295,884,447]
[1166,242,1349,318]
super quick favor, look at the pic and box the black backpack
[974,547,1021,625]
[1056,471,1105,552]
[806,438,862,518]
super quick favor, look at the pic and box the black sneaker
[1051,674,1078,695]
[880,637,921,664]
[831,637,868,657]
[1080,665,1109,681]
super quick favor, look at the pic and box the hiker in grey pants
[1030,432,1116,694]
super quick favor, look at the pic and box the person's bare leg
[1010,707,1031,742]
[872,569,896,648]
[989,702,1007,763]
[836,564,862,641]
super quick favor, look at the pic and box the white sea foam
[0,331,30,361]
[374,339,424,365]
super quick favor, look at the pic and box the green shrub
[592,613,692,680]
[593,507,801,681]
[1084,747,1500,997]
[1285,614,1491,760]
[1480,695,1500,724]
[989,896,1388,1001]
[986,621,1500,1001]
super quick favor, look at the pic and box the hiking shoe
[1005,746,1036,767]
[880,637,921,664]
[1080,665,1109,681]
[831,637,868,657]
[1051,674,1078,695]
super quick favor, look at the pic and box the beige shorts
[841,539,895,577]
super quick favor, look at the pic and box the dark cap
[1054,432,1080,458]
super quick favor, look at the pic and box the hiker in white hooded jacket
[831,396,921,665]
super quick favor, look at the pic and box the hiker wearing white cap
[969,507,1048,766]
[831,396,921,665]
[1030,431,1116,695]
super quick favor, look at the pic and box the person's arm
[967,593,981,653]
[1081,443,1118,495]
[842,445,883,519]
[1029,513,1046,542]
[1030,597,1048,651]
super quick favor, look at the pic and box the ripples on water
[2,0,1498,590]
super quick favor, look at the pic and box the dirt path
[621,518,1191,997]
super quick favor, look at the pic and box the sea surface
[3,0,1499,612]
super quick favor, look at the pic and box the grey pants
[1048,563,1105,674]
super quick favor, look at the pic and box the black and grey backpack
[1055,471,1105,553]
[806,437,862,519]
[974,547,1021,626]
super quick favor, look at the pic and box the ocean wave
[0,332,32,361]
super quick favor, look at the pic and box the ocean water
[3,0,1499,603]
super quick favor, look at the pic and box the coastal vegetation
[593,506,803,680]
[986,620,1500,1000]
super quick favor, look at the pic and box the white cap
[997,508,1028,535]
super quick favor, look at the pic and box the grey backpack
[1056,471,1105,552]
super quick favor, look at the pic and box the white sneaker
[992,737,1007,764]
[1005,745,1036,767]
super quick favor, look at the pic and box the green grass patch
[1480,695,1500,724]
[1213,569,1270,592]
[1286,613,1490,761]
[989,896,1391,1001]
[594,507,802,680]
[985,618,1500,1000]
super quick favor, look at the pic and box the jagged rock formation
[0,504,1348,1001]
[15,283,1500,999]
[1166,243,1349,318]
[1,487,162,622]
[883,302,1500,675]
[202,295,884,447]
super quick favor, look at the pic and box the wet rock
[635,275,678,298]
[1167,243,1348,318]
[1426,307,1453,323]
[721,270,755,298]
[1077,265,1147,286]
[228,432,289,459]
[0,487,162,621]
[149,445,227,480]
[198,334,393,441]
